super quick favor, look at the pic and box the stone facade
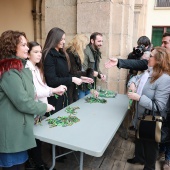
[39,0,148,94]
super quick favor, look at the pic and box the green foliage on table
[85,96,107,104]
[46,106,80,127]
[98,89,117,98]
[46,116,80,127]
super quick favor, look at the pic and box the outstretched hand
[105,57,118,68]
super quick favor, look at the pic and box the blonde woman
[66,34,96,103]
[127,47,170,170]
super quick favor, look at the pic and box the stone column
[45,0,77,44]
[133,0,147,47]
[77,0,135,94]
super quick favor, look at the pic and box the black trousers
[135,139,158,170]
[134,138,145,163]
[2,165,21,170]
[28,139,43,166]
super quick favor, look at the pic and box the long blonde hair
[66,34,88,64]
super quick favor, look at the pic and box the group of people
[1,26,170,170]
[105,32,170,170]
[0,28,106,170]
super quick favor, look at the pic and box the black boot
[25,158,36,170]
[36,164,48,170]
[127,157,144,165]
[36,164,56,170]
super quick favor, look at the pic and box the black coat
[67,49,93,103]
[117,59,148,71]
[44,48,72,113]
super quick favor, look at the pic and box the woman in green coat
[0,30,55,170]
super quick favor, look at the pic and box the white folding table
[33,94,129,170]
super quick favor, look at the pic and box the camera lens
[135,45,145,54]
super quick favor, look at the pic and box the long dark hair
[42,27,70,70]
[28,41,45,82]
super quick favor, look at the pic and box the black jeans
[28,139,43,166]
[2,165,21,170]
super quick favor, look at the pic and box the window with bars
[151,27,170,47]
[155,0,170,7]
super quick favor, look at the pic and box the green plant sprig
[85,96,107,104]
[46,106,80,128]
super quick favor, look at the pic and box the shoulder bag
[136,100,169,143]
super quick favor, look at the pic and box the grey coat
[83,44,102,74]
[128,72,170,127]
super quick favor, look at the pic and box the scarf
[136,67,152,96]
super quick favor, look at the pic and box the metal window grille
[156,0,170,7]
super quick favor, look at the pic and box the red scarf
[0,58,23,78]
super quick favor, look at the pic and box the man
[83,32,106,81]
[126,36,151,83]
[105,32,170,169]
[79,32,106,98]
[105,32,170,70]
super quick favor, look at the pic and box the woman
[66,34,97,102]
[42,27,92,113]
[0,30,54,170]
[26,41,67,170]
[27,41,67,104]
[127,47,170,170]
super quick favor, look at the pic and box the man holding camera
[126,36,151,85]
[105,32,170,169]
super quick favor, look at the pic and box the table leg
[49,144,56,170]
[80,152,84,170]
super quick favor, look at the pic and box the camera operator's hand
[105,57,119,68]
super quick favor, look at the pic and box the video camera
[133,44,145,54]
[128,44,146,60]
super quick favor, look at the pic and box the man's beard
[94,44,101,50]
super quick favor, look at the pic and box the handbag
[136,100,169,143]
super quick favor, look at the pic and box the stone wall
[44,0,148,94]
[45,0,77,43]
